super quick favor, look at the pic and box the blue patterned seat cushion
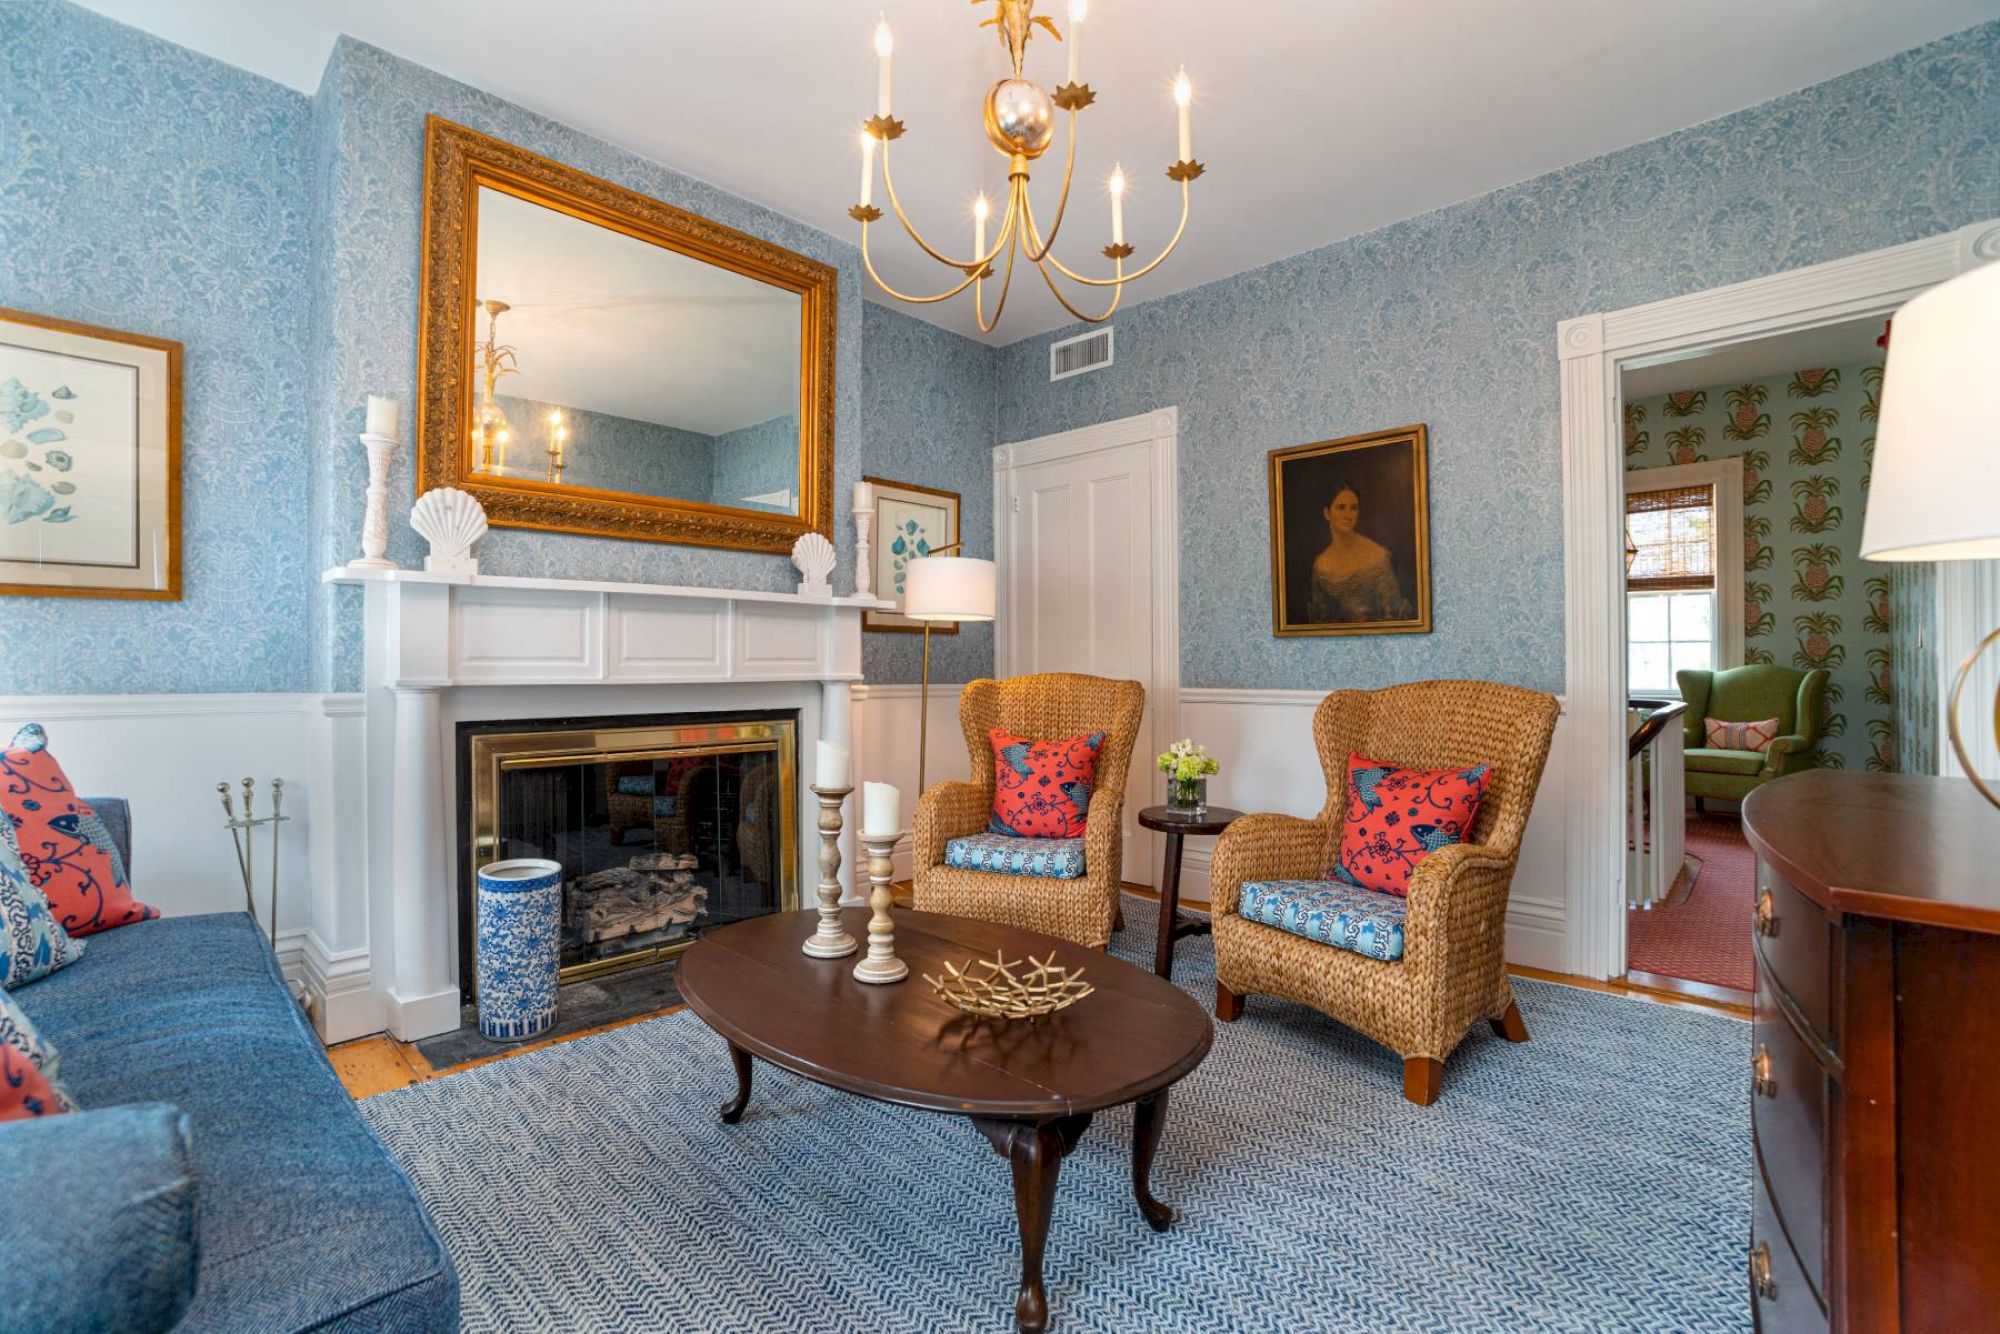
[943,834,1086,879]
[1238,879,1407,961]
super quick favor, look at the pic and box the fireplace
[457,712,799,997]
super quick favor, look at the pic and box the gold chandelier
[852,0,1202,332]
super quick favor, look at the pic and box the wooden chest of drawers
[1743,772,2000,1333]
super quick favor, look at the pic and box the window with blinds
[1626,484,1716,592]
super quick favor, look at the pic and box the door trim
[1558,217,2000,980]
[993,405,1182,806]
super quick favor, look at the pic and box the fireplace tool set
[218,777,287,949]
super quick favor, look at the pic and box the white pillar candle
[859,130,876,207]
[853,480,876,511]
[816,741,851,790]
[365,395,399,441]
[863,781,901,837]
[1109,165,1125,246]
[874,16,894,117]
[1067,0,1084,83]
[1174,68,1193,161]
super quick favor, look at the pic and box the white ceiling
[76,0,2000,345]
[475,187,800,436]
[1622,316,1888,398]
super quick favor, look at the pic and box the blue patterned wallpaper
[712,415,801,513]
[860,304,999,685]
[7,4,2000,699]
[995,21,2000,693]
[492,394,715,499]
[306,38,866,691]
[0,0,313,692]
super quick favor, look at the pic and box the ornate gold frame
[0,306,181,601]
[861,474,960,634]
[416,117,837,553]
[1267,424,1432,638]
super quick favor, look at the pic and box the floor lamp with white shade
[902,547,997,796]
[1862,258,2000,807]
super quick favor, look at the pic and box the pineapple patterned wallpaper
[1625,359,1894,772]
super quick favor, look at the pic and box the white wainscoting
[850,683,971,884]
[0,693,378,1041]
[1176,688,1572,973]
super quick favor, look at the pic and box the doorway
[1558,216,2000,982]
[993,407,1181,889]
[1619,320,1888,1004]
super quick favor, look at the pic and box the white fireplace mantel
[322,565,890,688]
[324,564,893,1041]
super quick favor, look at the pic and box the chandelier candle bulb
[859,130,875,207]
[974,192,990,261]
[364,395,399,441]
[874,16,893,117]
[1068,0,1084,83]
[863,781,901,838]
[1110,165,1126,245]
[1174,68,1193,162]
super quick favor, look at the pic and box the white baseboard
[385,986,462,1043]
[0,691,371,1039]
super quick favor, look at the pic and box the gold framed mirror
[416,117,837,552]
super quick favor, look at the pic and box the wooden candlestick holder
[803,785,858,959]
[852,833,908,985]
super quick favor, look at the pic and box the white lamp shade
[903,556,996,622]
[1862,260,2000,562]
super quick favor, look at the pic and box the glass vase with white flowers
[1157,739,1220,816]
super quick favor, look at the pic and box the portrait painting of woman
[1268,425,1431,637]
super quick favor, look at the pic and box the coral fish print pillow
[1330,752,1493,897]
[0,986,73,1121]
[0,724,156,936]
[988,729,1106,840]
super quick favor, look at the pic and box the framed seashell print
[0,307,181,600]
[862,475,960,634]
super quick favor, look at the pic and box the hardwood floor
[329,892,1748,1099]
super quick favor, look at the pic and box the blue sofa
[1,800,458,1332]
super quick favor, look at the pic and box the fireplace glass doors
[463,717,797,988]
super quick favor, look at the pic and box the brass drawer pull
[1753,1046,1776,1098]
[1751,1241,1777,1299]
[1754,889,1777,937]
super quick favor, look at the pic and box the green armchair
[1676,664,1828,807]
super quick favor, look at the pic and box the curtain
[1626,484,1715,592]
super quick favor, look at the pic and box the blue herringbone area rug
[361,898,1751,1333]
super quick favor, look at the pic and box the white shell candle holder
[853,832,908,984]
[411,487,488,576]
[803,785,858,959]
[791,531,835,598]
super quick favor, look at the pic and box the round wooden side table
[1136,805,1244,980]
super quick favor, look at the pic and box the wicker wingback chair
[1208,680,1559,1105]
[912,673,1146,948]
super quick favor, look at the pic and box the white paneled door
[995,409,1180,890]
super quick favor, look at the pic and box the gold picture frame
[863,475,960,634]
[0,306,181,600]
[1269,424,1431,637]
[415,117,838,553]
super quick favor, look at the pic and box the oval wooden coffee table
[678,907,1213,1333]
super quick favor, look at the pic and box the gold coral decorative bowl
[924,952,1095,1020]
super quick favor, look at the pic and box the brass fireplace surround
[467,718,799,987]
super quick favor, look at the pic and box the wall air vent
[1049,326,1114,382]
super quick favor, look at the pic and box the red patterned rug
[1626,812,1756,992]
